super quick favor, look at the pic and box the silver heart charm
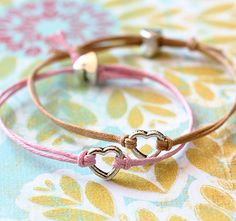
[88,146,124,180]
[129,130,167,158]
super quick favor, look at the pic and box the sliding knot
[120,135,137,149]
[158,136,173,151]
[77,150,96,167]
[187,38,199,51]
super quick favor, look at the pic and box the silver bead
[73,51,98,84]
[140,28,162,58]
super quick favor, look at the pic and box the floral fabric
[0,0,235,221]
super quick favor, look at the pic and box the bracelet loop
[25,32,236,179]
[1,30,235,180]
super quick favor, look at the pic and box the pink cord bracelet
[9,30,235,180]
[0,63,193,179]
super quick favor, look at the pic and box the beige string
[28,35,236,151]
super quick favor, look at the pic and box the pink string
[0,33,194,170]
[0,65,194,169]
[0,69,95,166]
[47,31,79,63]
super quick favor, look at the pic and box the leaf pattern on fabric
[141,104,176,117]
[200,3,234,17]
[107,90,127,119]
[204,19,236,30]
[128,106,143,128]
[34,179,55,192]
[60,100,97,126]
[136,208,158,221]
[217,179,236,192]
[44,208,107,221]
[0,105,16,128]
[112,172,163,192]
[147,8,186,30]
[200,185,236,212]
[118,7,156,20]
[27,98,97,145]
[154,158,178,192]
[0,0,12,5]
[118,213,129,221]
[86,181,115,216]
[104,0,138,8]
[186,137,227,179]
[164,70,191,96]
[201,77,233,85]
[173,66,223,77]
[0,56,16,80]
[168,215,187,221]
[52,134,76,146]
[124,87,171,104]
[186,137,236,188]
[204,35,236,45]
[30,196,76,207]
[60,176,82,202]
[195,203,231,221]
[193,81,215,101]
[25,175,118,220]
[107,87,176,128]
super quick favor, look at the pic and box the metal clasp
[140,28,162,58]
[73,51,98,84]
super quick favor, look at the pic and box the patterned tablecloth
[0,0,235,220]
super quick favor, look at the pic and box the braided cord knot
[120,135,137,149]
[77,150,96,167]
[158,136,174,151]
[187,38,199,51]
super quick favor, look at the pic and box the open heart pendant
[129,130,167,158]
[88,146,124,180]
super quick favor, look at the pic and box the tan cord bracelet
[28,29,236,160]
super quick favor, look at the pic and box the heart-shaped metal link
[88,146,124,180]
[129,130,167,158]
